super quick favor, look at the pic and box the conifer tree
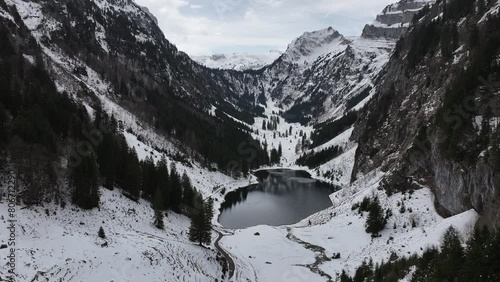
[123,149,141,200]
[365,197,386,235]
[157,158,170,209]
[181,171,194,208]
[169,163,182,212]
[98,226,106,239]
[71,151,99,209]
[433,226,464,282]
[188,196,212,246]
[153,187,164,229]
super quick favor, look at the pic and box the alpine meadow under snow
[1,0,500,281]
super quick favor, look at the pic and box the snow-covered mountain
[362,0,433,39]
[213,1,434,124]
[215,28,394,123]
[192,50,282,71]
[1,0,500,281]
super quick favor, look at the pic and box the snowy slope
[192,51,282,71]
[0,188,224,281]
[218,171,478,281]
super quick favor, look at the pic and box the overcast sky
[134,0,395,56]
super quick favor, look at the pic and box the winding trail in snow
[286,227,334,282]
[214,229,236,280]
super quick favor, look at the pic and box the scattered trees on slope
[342,226,500,282]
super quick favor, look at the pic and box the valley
[1,0,500,281]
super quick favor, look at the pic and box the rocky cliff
[352,0,500,227]
[362,0,433,39]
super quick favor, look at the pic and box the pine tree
[141,156,157,198]
[433,226,464,282]
[123,149,141,200]
[71,151,99,209]
[153,187,164,229]
[411,247,439,282]
[98,226,106,239]
[181,171,194,208]
[461,226,490,281]
[340,270,353,282]
[188,197,212,246]
[157,158,170,209]
[485,228,500,280]
[169,163,182,212]
[203,198,214,243]
[365,197,386,235]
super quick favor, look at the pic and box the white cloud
[133,0,396,56]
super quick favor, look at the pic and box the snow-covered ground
[0,188,224,281]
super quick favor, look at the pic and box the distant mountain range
[192,50,283,71]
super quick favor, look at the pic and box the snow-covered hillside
[192,51,282,71]
[0,0,491,281]
[0,189,223,281]
[219,170,478,281]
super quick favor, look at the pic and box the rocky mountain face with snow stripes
[214,29,394,124]
[362,0,432,39]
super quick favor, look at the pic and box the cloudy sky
[134,0,395,56]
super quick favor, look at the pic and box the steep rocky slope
[362,0,432,39]
[352,0,500,227]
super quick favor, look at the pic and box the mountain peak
[283,27,346,63]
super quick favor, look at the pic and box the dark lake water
[219,169,338,229]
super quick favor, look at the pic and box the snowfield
[0,189,224,282]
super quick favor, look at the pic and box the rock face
[362,0,433,39]
[352,1,500,227]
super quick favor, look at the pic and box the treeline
[341,226,500,282]
[296,145,343,168]
[311,111,357,147]
[0,11,256,222]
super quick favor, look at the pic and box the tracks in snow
[286,227,334,282]
[214,229,236,280]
